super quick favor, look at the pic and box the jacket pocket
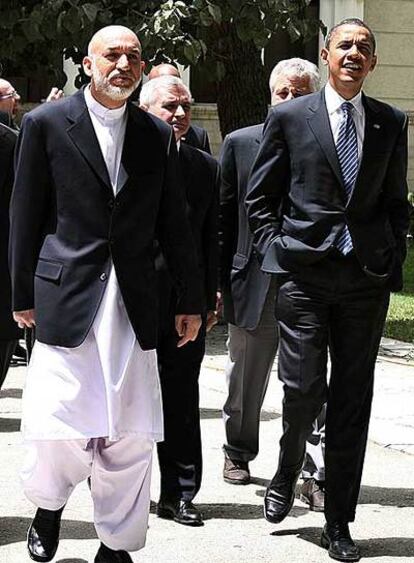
[35,259,63,283]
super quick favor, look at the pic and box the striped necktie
[335,101,358,255]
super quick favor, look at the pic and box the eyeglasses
[0,90,19,101]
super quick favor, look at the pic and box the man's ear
[370,54,377,72]
[83,56,93,78]
[320,48,329,65]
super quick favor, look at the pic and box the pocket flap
[232,253,249,270]
[35,259,63,282]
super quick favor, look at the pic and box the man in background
[148,63,211,153]
[0,120,20,389]
[141,75,219,527]
[220,58,326,512]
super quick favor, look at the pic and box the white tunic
[21,88,163,442]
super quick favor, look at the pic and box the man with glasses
[0,79,20,130]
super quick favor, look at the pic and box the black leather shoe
[264,470,300,524]
[94,543,133,562]
[321,522,361,562]
[27,506,64,562]
[157,499,204,526]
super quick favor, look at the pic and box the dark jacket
[183,124,211,154]
[219,123,273,329]
[0,123,20,340]
[157,142,219,314]
[9,89,204,349]
[246,89,409,291]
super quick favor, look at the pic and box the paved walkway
[0,328,413,562]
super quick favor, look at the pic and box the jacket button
[100,273,107,281]
[108,200,114,209]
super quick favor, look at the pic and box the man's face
[147,85,192,141]
[83,29,144,104]
[0,80,20,117]
[321,24,377,95]
[271,74,312,105]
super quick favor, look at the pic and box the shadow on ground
[0,517,96,547]
[272,527,414,558]
[0,417,21,432]
[200,408,280,421]
[0,388,22,399]
[360,485,414,508]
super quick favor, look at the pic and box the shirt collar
[324,81,364,117]
[84,85,126,122]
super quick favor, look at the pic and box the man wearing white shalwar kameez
[9,26,203,563]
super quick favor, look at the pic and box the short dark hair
[325,18,376,52]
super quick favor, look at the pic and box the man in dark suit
[219,58,326,512]
[10,26,203,563]
[140,75,219,527]
[246,19,409,561]
[148,63,211,153]
[0,122,20,389]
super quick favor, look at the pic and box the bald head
[148,63,180,81]
[0,78,20,117]
[87,25,141,57]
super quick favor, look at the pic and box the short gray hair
[139,76,192,107]
[269,58,320,94]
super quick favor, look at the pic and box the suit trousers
[157,308,206,502]
[22,436,154,551]
[275,252,389,523]
[223,280,326,481]
[0,339,17,390]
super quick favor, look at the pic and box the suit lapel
[66,89,112,194]
[118,104,163,194]
[307,90,344,190]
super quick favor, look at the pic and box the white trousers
[22,436,153,552]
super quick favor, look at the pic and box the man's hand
[13,309,35,329]
[45,87,64,102]
[206,310,218,332]
[175,314,202,347]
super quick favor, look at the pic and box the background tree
[0,0,322,136]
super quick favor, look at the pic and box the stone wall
[364,0,414,191]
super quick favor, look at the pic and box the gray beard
[91,62,140,102]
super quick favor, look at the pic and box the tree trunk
[214,28,268,138]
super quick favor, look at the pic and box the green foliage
[0,0,321,82]
[385,244,414,343]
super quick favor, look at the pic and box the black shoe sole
[223,477,250,486]
[299,493,325,512]
[321,531,361,562]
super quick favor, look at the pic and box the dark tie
[335,101,358,255]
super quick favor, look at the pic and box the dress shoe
[321,522,361,562]
[27,506,64,562]
[223,454,250,485]
[94,543,133,563]
[264,470,300,524]
[157,499,204,526]
[300,478,325,512]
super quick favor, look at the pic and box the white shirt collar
[324,81,364,117]
[84,85,126,122]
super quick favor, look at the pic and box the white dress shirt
[22,89,163,442]
[324,81,365,163]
